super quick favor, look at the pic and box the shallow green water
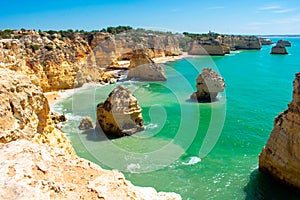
[54,38,300,199]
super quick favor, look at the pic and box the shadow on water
[244,169,300,200]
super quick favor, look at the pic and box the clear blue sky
[1,0,300,34]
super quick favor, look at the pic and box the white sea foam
[126,163,141,173]
[182,156,201,165]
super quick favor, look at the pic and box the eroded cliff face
[127,50,167,81]
[0,140,181,200]
[0,30,181,92]
[0,67,181,200]
[187,35,261,56]
[0,68,74,154]
[220,35,262,50]
[259,72,300,190]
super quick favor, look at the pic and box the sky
[1,0,300,35]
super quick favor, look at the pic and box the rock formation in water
[96,85,145,137]
[0,68,181,199]
[259,72,300,190]
[259,38,274,45]
[191,68,225,102]
[127,50,167,81]
[78,117,95,130]
[270,45,288,54]
[277,39,292,47]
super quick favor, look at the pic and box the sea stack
[190,68,225,102]
[270,45,288,54]
[96,85,145,137]
[277,39,292,47]
[259,72,300,190]
[127,49,167,81]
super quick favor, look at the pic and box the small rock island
[190,68,225,102]
[96,85,145,138]
[270,40,291,55]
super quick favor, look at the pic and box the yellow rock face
[96,85,145,137]
[259,72,300,190]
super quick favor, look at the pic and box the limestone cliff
[259,72,300,190]
[97,85,145,137]
[0,30,181,92]
[0,140,181,200]
[127,50,167,81]
[220,35,262,50]
[188,40,226,55]
[191,68,225,102]
[0,66,181,200]
[259,38,273,45]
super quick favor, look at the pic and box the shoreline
[45,53,191,107]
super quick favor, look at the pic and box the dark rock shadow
[244,169,300,200]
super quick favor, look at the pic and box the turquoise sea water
[54,38,300,199]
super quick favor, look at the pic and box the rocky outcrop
[0,68,50,143]
[96,85,145,137]
[259,38,274,45]
[220,35,262,50]
[78,117,94,130]
[188,40,226,55]
[0,30,182,92]
[0,68,74,154]
[0,139,181,200]
[259,72,300,190]
[0,65,181,200]
[127,50,167,81]
[270,45,288,54]
[191,68,225,102]
[277,39,291,47]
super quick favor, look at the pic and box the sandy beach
[45,53,191,106]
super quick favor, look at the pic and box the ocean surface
[54,38,300,200]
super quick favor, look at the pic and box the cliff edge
[259,72,300,190]
[0,68,181,199]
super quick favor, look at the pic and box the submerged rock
[127,50,167,81]
[191,68,225,102]
[259,72,300,190]
[78,117,94,130]
[270,45,288,54]
[96,85,144,137]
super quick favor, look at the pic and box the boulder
[78,117,94,130]
[127,50,167,81]
[50,112,67,124]
[259,72,300,190]
[191,68,225,102]
[277,39,291,47]
[96,85,145,137]
[270,45,288,54]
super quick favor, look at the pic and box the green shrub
[30,44,40,51]
[44,45,53,51]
